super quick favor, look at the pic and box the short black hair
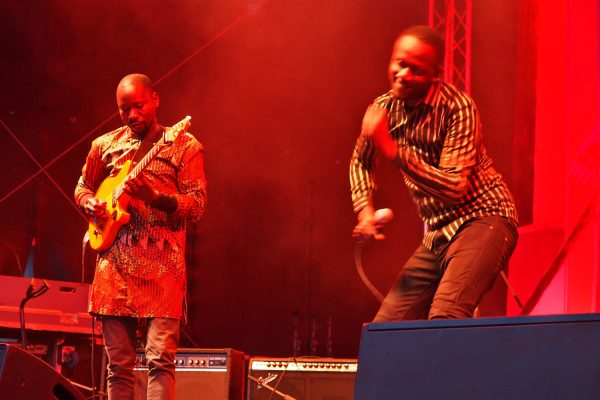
[398,25,445,68]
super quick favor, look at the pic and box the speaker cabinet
[355,313,600,399]
[0,343,86,400]
[246,357,357,400]
[134,348,245,400]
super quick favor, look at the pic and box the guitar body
[88,160,133,251]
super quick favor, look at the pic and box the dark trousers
[374,215,518,321]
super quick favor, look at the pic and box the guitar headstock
[164,115,192,143]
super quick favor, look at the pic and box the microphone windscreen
[373,208,394,225]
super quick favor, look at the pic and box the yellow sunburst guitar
[88,116,191,251]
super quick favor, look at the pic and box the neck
[139,121,163,140]
[404,81,435,108]
[403,97,422,110]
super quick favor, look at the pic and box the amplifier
[134,348,245,400]
[247,357,357,400]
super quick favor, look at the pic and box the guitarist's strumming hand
[83,196,107,218]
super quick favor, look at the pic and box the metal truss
[429,0,472,92]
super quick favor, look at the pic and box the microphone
[373,208,394,226]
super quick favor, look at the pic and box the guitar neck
[129,141,164,179]
[112,138,165,200]
[112,116,191,201]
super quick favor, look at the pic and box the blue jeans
[102,317,180,400]
[374,215,518,321]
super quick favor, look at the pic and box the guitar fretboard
[110,116,191,202]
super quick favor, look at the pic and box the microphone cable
[354,242,384,303]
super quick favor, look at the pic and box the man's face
[116,82,159,135]
[388,35,439,105]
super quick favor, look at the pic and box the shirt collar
[386,79,442,110]
[423,79,441,106]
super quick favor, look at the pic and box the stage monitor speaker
[134,348,245,400]
[246,357,357,400]
[354,313,600,400]
[0,343,86,400]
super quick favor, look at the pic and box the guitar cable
[81,231,90,284]
[80,231,107,399]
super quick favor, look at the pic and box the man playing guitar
[75,73,207,400]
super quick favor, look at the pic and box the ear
[153,92,160,108]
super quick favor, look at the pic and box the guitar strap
[132,127,165,165]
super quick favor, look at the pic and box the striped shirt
[350,81,518,249]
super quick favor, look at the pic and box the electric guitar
[88,116,191,251]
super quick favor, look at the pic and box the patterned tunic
[75,125,207,319]
[350,81,518,249]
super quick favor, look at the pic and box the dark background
[0,0,525,358]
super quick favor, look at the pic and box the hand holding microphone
[353,206,394,242]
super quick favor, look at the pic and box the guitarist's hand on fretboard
[122,175,157,204]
